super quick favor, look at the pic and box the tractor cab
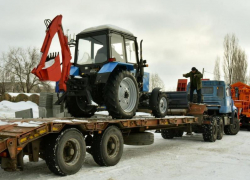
[73,25,139,76]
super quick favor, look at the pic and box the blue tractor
[187,80,240,136]
[54,25,168,119]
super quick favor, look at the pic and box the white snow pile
[0,100,39,118]
[7,93,39,97]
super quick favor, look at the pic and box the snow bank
[0,101,39,118]
[7,93,40,97]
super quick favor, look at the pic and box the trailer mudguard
[95,62,134,84]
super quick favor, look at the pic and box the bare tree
[223,34,248,84]
[1,47,52,93]
[213,56,221,80]
[0,60,15,94]
[149,73,165,91]
[0,66,6,95]
[232,48,248,83]
[223,34,238,84]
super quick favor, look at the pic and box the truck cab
[187,80,234,115]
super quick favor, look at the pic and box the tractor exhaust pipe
[140,40,143,60]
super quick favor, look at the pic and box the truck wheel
[104,70,139,119]
[202,117,218,142]
[175,130,184,137]
[91,126,123,166]
[123,132,154,145]
[161,129,174,139]
[224,117,240,135]
[66,96,97,118]
[217,117,224,140]
[45,128,86,176]
[152,93,168,118]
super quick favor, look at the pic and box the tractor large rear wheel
[66,96,97,118]
[104,70,139,119]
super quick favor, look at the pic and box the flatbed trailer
[0,113,201,175]
[0,103,235,176]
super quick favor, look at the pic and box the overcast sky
[1,0,250,90]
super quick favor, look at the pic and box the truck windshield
[202,87,213,94]
[77,35,107,65]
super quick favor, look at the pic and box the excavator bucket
[32,54,61,81]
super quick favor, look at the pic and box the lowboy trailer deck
[0,113,200,175]
[0,102,239,176]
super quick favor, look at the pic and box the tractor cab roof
[78,24,134,37]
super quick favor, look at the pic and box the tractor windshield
[77,34,107,65]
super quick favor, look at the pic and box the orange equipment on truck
[231,82,250,129]
[176,79,187,91]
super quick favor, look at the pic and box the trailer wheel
[45,128,86,176]
[91,126,123,166]
[66,96,97,118]
[152,93,168,118]
[217,117,224,140]
[161,129,174,139]
[175,130,184,137]
[202,117,218,142]
[224,117,240,135]
[104,70,139,119]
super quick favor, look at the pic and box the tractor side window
[111,34,126,63]
[77,35,107,65]
[125,39,137,63]
[77,39,91,65]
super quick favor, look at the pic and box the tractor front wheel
[66,96,97,118]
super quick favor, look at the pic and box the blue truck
[186,80,240,138]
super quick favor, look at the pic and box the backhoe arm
[32,15,71,91]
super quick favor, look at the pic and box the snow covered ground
[0,101,39,118]
[0,131,249,180]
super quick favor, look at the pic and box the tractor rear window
[77,35,107,65]
[202,87,213,94]
[125,39,137,63]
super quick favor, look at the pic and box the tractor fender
[149,88,162,110]
[95,62,134,84]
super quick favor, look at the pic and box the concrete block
[52,93,63,104]
[55,112,72,118]
[39,107,53,118]
[53,105,62,117]
[15,108,33,119]
[39,92,53,108]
